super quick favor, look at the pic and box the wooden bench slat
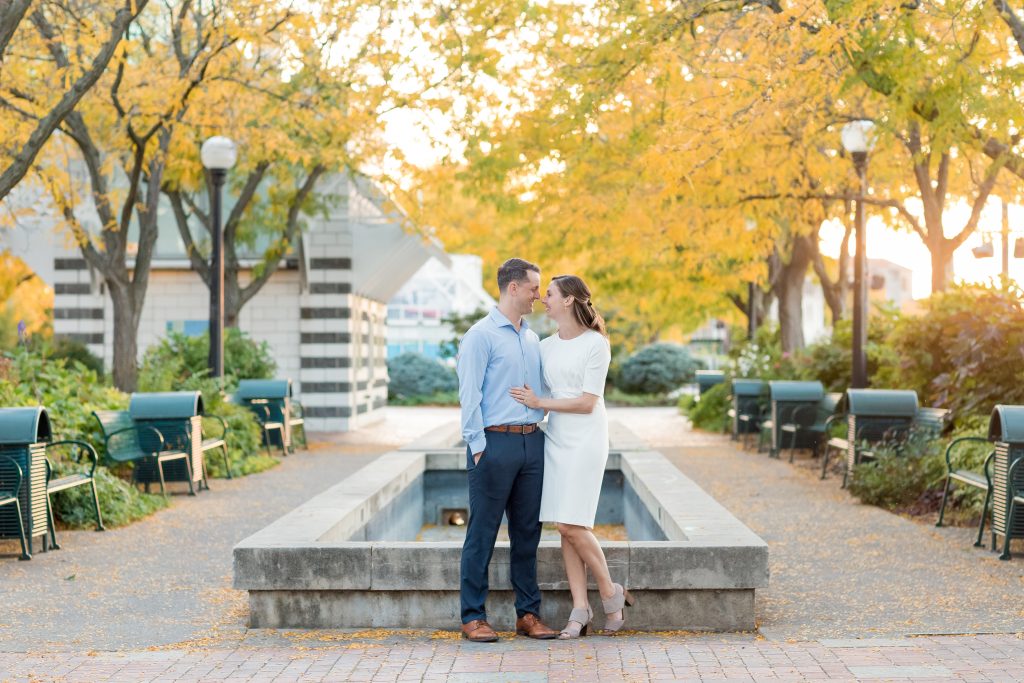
[950,470,987,488]
[47,473,91,493]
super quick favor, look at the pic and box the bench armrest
[787,404,816,427]
[823,413,846,436]
[202,414,229,441]
[290,402,305,420]
[104,424,166,460]
[46,439,100,477]
[0,454,23,496]
[943,436,992,473]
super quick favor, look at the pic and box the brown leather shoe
[515,613,558,640]
[461,619,498,642]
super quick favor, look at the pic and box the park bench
[780,391,843,463]
[0,455,31,560]
[758,381,826,458]
[199,414,231,479]
[92,410,195,497]
[129,391,223,491]
[236,379,304,454]
[818,389,921,486]
[43,439,105,550]
[989,405,1024,561]
[695,370,725,399]
[728,379,766,446]
[935,436,994,549]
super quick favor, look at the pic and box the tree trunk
[930,242,952,293]
[775,234,814,353]
[109,281,140,391]
[225,274,243,328]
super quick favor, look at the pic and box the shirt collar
[489,306,529,331]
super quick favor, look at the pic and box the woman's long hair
[552,275,607,337]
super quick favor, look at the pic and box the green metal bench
[760,381,826,458]
[990,405,1024,560]
[820,389,920,486]
[44,439,105,549]
[728,379,767,447]
[0,455,31,560]
[92,410,195,497]
[935,436,994,548]
[236,379,303,454]
[695,370,726,398]
[781,392,842,463]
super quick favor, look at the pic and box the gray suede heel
[598,583,635,635]
[558,606,593,639]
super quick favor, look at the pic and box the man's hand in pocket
[473,451,484,465]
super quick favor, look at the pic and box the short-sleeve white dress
[538,329,611,528]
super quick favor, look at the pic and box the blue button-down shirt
[457,307,545,454]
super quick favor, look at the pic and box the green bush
[604,388,678,407]
[138,328,276,391]
[615,343,703,394]
[879,285,1024,419]
[387,352,457,399]
[46,337,104,375]
[676,394,696,414]
[50,463,168,528]
[688,382,731,432]
[388,390,460,406]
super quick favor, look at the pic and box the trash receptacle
[988,405,1024,557]
[844,389,918,474]
[0,407,51,554]
[236,379,293,451]
[730,379,766,440]
[767,381,825,457]
[695,370,725,398]
[129,391,205,490]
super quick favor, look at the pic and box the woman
[509,275,634,638]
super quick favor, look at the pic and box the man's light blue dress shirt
[457,307,545,454]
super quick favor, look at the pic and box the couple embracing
[456,258,634,642]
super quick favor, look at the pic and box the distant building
[387,254,496,362]
[867,258,914,310]
[1,174,446,432]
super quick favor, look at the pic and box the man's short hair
[497,258,540,293]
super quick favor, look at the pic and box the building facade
[3,174,443,432]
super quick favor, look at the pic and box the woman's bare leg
[557,523,621,620]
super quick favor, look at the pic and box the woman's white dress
[538,329,611,528]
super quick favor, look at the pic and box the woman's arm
[509,385,598,414]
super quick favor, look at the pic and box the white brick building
[3,174,445,432]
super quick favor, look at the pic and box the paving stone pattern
[1,407,1023,681]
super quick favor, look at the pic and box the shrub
[879,285,1024,420]
[387,352,458,399]
[50,464,168,528]
[46,337,104,375]
[138,328,276,391]
[676,394,696,414]
[615,343,703,395]
[688,382,731,433]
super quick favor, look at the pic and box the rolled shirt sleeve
[581,335,611,397]
[457,329,489,454]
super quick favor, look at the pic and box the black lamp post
[200,136,237,378]
[841,120,876,389]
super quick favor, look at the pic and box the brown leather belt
[485,423,540,434]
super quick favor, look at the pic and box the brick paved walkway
[2,632,1023,681]
[1,407,1023,681]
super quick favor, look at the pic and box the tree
[35,1,304,390]
[0,0,149,200]
[161,0,429,326]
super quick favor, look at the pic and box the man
[455,257,558,642]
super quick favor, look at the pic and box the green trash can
[129,392,205,491]
[988,405,1024,558]
[0,407,52,554]
[730,379,766,439]
[767,381,825,457]
[844,389,918,474]
[236,379,294,451]
[695,370,725,398]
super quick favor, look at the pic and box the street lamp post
[841,120,876,389]
[200,136,237,378]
